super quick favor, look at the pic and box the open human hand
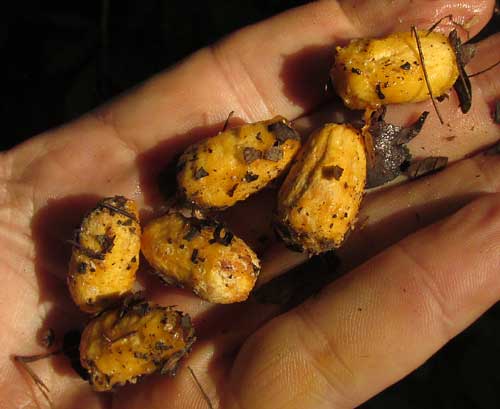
[1,1,499,408]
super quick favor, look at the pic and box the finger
[227,193,500,409]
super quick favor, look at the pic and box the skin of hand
[0,1,499,408]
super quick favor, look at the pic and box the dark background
[1,1,499,408]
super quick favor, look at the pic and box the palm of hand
[1,1,500,409]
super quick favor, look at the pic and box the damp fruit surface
[177,115,301,210]
[275,123,367,254]
[141,209,261,303]
[80,300,196,392]
[68,196,141,313]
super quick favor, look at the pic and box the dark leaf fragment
[191,249,199,264]
[111,196,127,207]
[453,68,472,113]
[375,83,385,100]
[267,121,300,145]
[209,223,234,246]
[449,30,472,113]
[117,293,147,319]
[322,165,344,181]
[365,107,429,188]
[160,351,185,376]
[183,224,201,241]
[134,352,149,360]
[121,218,133,226]
[227,183,239,197]
[244,171,259,182]
[96,234,115,253]
[351,67,362,74]
[133,302,151,317]
[263,146,283,162]
[194,167,209,180]
[99,201,137,222]
[67,240,105,260]
[77,262,87,274]
[180,314,192,330]
[157,314,195,377]
[243,147,262,164]
[405,156,448,180]
[155,341,173,351]
[41,328,56,348]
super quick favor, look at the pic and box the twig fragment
[468,60,500,78]
[66,240,105,260]
[14,353,61,409]
[222,111,235,132]
[188,366,214,409]
[412,26,444,125]
[98,202,138,222]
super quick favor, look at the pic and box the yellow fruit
[177,116,301,210]
[275,124,366,254]
[141,209,260,303]
[80,299,195,391]
[330,31,459,109]
[68,196,141,313]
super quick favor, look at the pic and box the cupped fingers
[226,192,500,409]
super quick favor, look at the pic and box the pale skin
[1,1,499,408]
